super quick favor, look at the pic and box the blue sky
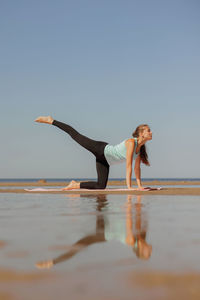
[1,0,200,179]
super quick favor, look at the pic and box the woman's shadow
[36,194,152,269]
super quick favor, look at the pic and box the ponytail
[132,124,150,166]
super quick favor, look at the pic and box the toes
[35,117,42,122]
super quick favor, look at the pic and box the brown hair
[132,124,150,166]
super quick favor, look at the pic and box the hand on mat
[137,186,162,191]
[127,187,149,191]
[136,187,151,191]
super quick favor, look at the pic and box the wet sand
[1,180,200,195]
[0,189,200,299]
[1,187,200,195]
[1,268,200,300]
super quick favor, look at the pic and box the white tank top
[104,138,139,165]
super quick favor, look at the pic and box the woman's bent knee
[96,183,107,189]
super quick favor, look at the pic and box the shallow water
[0,193,200,299]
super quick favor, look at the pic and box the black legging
[52,120,110,189]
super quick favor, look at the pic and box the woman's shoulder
[126,137,136,144]
[125,138,136,148]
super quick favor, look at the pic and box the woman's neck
[137,137,146,148]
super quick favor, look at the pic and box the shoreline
[1,180,200,187]
[1,188,200,195]
[1,180,200,195]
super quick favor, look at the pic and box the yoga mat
[24,187,162,192]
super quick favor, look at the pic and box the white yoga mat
[24,187,162,192]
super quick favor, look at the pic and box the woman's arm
[125,139,135,189]
[134,155,143,189]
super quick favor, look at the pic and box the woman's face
[142,126,152,141]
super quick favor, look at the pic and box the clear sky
[1,0,200,179]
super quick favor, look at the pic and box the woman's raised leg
[35,116,109,190]
[35,116,106,157]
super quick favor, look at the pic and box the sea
[0,177,200,182]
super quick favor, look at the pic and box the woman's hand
[127,186,139,190]
[137,187,150,191]
[127,186,154,191]
[127,186,151,191]
[137,186,153,191]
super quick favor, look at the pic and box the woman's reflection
[126,195,152,260]
[36,194,152,269]
[36,194,107,269]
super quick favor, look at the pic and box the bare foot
[35,116,53,124]
[62,180,80,191]
[35,259,53,269]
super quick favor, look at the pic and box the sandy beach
[1,187,200,195]
[1,180,200,195]
[1,268,200,300]
[0,191,200,300]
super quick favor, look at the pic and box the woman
[35,116,152,190]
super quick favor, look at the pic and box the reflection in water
[36,195,152,269]
[126,195,152,260]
